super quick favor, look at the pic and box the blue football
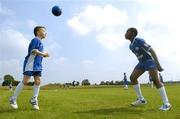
[52,6,62,16]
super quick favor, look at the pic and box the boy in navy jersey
[159,73,164,83]
[9,26,49,110]
[123,73,128,89]
[125,27,171,111]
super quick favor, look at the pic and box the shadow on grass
[0,107,38,114]
[75,105,149,115]
[0,108,17,113]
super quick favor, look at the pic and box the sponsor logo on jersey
[144,43,149,47]
[135,47,139,51]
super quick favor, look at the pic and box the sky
[0,0,180,85]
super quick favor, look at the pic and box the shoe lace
[10,99,16,104]
[30,98,38,105]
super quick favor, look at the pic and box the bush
[81,79,90,85]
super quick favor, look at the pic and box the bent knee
[22,80,28,85]
[130,75,138,85]
[130,75,135,81]
[34,80,41,85]
[153,80,163,88]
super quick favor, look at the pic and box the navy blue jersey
[149,75,153,82]
[123,75,128,85]
[129,38,152,62]
[159,74,164,83]
[23,37,44,72]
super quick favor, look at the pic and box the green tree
[114,81,121,85]
[27,81,34,86]
[13,80,20,86]
[110,80,114,85]
[81,79,90,86]
[100,81,106,85]
[2,74,15,86]
[76,81,80,86]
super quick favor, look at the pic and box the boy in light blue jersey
[125,27,171,111]
[9,26,50,110]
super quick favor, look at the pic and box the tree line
[1,74,34,86]
[1,74,131,86]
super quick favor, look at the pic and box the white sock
[134,84,144,100]
[151,82,153,88]
[158,86,169,105]
[33,84,40,100]
[12,81,24,100]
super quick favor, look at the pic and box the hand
[43,52,50,57]
[157,65,164,72]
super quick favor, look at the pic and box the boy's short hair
[34,26,46,36]
[128,27,138,37]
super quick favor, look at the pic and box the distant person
[9,26,50,110]
[72,80,76,87]
[149,75,154,88]
[159,73,164,84]
[123,73,128,89]
[9,82,13,91]
[125,27,171,111]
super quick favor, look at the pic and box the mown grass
[0,84,179,119]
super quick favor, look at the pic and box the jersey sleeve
[28,38,40,54]
[138,38,152,52]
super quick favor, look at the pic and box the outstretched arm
[32,49,50,58]
[149,48,163,72]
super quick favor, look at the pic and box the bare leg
[149,69,162,88]
[130,69,145,85]
[130,69,145,100]
[149,69,170,106]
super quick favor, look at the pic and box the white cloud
[82,60,94,65]
[1,59,21,72]
[27,19,38,29]
[135,0,180,64]
[0,28,29,80]
[45,41,62,58]
[96,31,125,50]
[0,29,29,59]
[46,57,68,66]
[67,16,91,36]
[58,57,67,64]
[134,0,180,81]
[0,59,22,81]
[67,4,128,50]
[0,3,15,16]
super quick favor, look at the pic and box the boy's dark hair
[34,26,46,36]
[128,27,138,37]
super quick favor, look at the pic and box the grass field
[0,84,180,119]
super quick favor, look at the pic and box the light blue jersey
[130,38,157,71]
[23,37,44,73]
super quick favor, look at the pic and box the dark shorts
[23,71,42,77]
[135,59,157,71]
